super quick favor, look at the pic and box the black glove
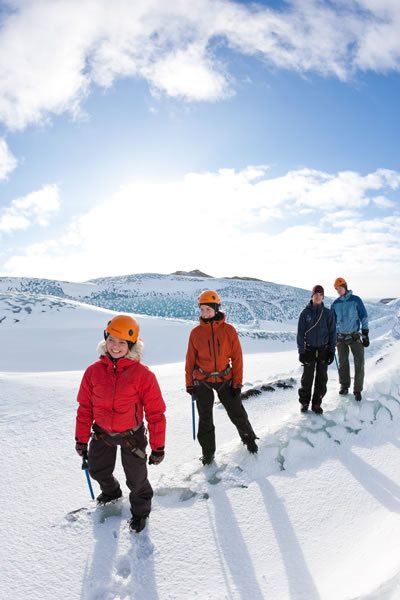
[149,449,165,465]
[75,442,88,457]
[186,386,194,396]
[361,329,370,348]
[327,351,335,365]
[299,353,306,365]
[231,385,242,400]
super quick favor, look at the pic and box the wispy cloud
[1,0,400,129]
[2,166,399,295]
[0,138,17,179]
[0,184,60,233]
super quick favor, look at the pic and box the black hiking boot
[200,453,215,466]
[129,514,148,533]
[339,387,349,395]
[244,439,258,454]
[96,488,122,506]
[312,405,323,415]
[354,391,362,401]
[300,404,309,413]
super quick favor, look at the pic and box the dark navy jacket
[297,302,336,353]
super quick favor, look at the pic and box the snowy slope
[1,297,400,599]
[2,272,389,325]
[0,272,310,324]
[0,293,296,371]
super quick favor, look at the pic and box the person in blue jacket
[297,284,336,414]
[331,277,369,401]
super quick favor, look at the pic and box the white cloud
[0,138,17,179]
[1,0,400,129]
[372,195,396,208]
[143,44,229,101]
[0,184,60,233]
[2,166,400,295]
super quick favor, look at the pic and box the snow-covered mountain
[0,272,393,327]
[0,272,312,324]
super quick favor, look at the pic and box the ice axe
[191,393,196,441]
[82,452,95,500]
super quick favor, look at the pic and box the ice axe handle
[81,452,95,500]
[191,394,196,441]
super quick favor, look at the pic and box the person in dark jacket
[186,290,258,465]
[297,285,336,414]
[331,277,369,401]
[75,315,166,533]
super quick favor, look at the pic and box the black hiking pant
[194,381,256,456]
[88,424,153,518]
[298,346,329,409]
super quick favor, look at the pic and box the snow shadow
[207,485,265,600]
[256,478,320,600]
[338,448,400,513]
[113,530,158,600]
[81,511,123,599]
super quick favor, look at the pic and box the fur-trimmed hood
[96,338,144,362]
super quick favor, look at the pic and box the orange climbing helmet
[104,315,139,343]
[198,290,221,305]
[334,277,347,289]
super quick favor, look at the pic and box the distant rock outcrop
[170,270,264,282]
[171,269,213,278]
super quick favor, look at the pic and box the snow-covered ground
[1,300,400,599]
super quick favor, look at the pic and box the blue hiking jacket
[297,302,337,353]
[331,290,368,333]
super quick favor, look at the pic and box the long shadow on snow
[206,485,266,600]
[338,448,400,513]
[81,510,122,600]
[77,500,159,600]
[257,478,320,600]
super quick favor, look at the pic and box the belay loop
[196,365,232,378]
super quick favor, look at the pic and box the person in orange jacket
[75,315,166,533]
[185,290,258,464]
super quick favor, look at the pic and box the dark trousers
[337,339,365,392]
[194,381,256,456]
[298,347,329,408]
[88,435,153,518]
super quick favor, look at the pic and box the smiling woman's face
[106,335,129,358]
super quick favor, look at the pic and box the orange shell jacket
[185,314,243,388]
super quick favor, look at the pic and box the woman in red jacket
[185,290,258,465]
[75,315,166,533]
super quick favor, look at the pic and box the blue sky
[0,0,399,297]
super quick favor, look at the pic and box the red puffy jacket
[185,313,243,388]
[75,342,166,450]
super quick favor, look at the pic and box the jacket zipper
[112,361,117,430]
[210,322,217,372]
